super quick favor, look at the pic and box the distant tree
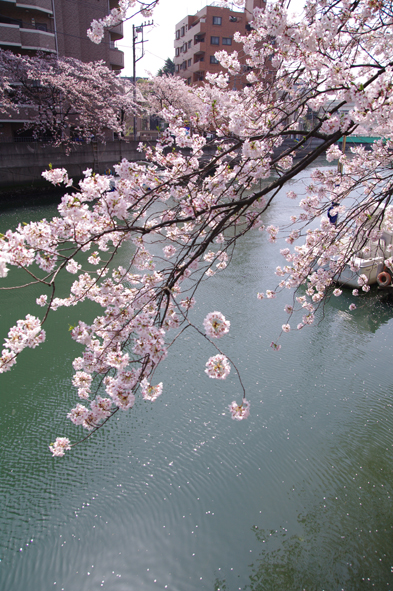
[157,58,175,77]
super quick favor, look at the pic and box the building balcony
[8,0,53,14]
[174,20,206,50]
[109,22,123,41]
[193,51,205,63]
[193,40,205,54]
[0,23,21,47]
[192,71,205,84]
[175,54,208,77]
[188,19,206,37]
[189,59,207,75]
[15,0,53,14]
[20,28,56,52]
[109,48,124,70]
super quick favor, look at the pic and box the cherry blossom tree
[1,0,393,456]
[0,50,141,148]
[138,74,204,121]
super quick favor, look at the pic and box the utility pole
[132,20,153,142]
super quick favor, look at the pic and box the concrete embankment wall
[0,137,325,195]
[0,141,147,190]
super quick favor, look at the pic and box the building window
[176,64,180,72]
[175,47,180,56]
[210,36,219,45]
[212,16,222,25]
[188,40,192,48]
[188,58,192,66]
[181,26,185,36]
[210,55,219,64]
[176,30,180,39]
[222,37,232,45]
[183,43,187,52]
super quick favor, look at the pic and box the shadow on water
[0,185,65,213]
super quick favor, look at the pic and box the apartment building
[174,0,265,87]
[0,0,124,69]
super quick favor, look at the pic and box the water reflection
[326,289,393,334]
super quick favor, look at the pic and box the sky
[118,0,304,79]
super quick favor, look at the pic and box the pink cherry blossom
[180,297,196,310]
[36,295,48,307]
[140,378,163,401]
[358,275,369,287]
[163,245,177,258]
[203,312,230,339]
[49,437,71,457]
[229,399,250,421]
[205,355,231,380]
[66,259,82,274]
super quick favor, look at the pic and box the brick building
[174,0,264,87]
[0,0,124,69]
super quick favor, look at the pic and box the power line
[144,49,167,62]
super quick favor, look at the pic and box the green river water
[1,163,393,591]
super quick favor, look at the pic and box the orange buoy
[377,271,391,287]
